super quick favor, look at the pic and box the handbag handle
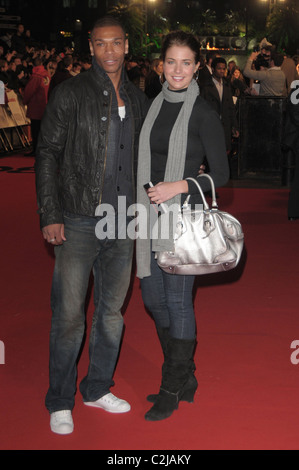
[185,174,218,210]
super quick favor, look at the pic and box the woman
[230,65,255,98]
[136,31,229,421]
[144,57,163,98]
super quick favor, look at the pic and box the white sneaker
[84,392,131,413]
[50,410,74,435]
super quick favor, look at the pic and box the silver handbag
[155,174,244,275]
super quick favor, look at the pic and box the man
[200,57,239,152]
[48,55,73,97]
[35,16,148,435]
[243,51,287,97]
[281,56,298,95]
[23,58,50,156]
[11,23,26,55]
[197,51,220,88]
[45,59,57,79]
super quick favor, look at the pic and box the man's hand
[42,224,66,245]
[249,51,259,62]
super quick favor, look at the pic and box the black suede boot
[146,326,170,403]
[145,337,196,421]
[147,328,197,404]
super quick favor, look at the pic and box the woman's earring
[159,73,165,85]
[194,70,199,82]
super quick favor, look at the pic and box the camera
[253,45,272,70]
[254,53,270,70]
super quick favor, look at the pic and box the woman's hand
[146,181,188,204]
[198,164,206,175]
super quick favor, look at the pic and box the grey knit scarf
[136,79,199,279]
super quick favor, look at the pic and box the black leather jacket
[35,65,148,228]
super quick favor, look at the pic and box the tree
[199,9,218,35]
[108,1,170,56]
[107,1,144,56]
[265,2,299,55]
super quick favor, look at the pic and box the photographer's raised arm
[243,53,268,82]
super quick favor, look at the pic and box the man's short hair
[63,55,73,68]
[206,51,219,63]
[211,57,227,69]
[271,53,284,67]
[90,16,126,39]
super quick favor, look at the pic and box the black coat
[200,77,238,151]
[35,66,148,228]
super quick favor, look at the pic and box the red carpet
[1,154,299,451]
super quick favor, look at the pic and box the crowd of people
[126,39,299,102]
[0,24,298,158]
[3,18,299,435]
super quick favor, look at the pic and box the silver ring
[50,238,55,242]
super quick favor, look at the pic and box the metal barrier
[237,96,287,184]
[0,89,31,154]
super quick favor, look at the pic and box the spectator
[144,58,163,99]
[80,54,92,71]
[200,57,239,152]
[11,24,26,55]
[45,59,57,78]
[227,59,237,78]
[197,51,220,88]
[6,57,25,94]
[0,58,9,88]
[126,56,142,87]
[230,66,256,98]
[243,51,287,97]
[70,62,81,76]
[48,55,73,96]
[281,56,297,94]
[23,57,50,155]
[291,55,299,80]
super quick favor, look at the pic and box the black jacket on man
[35,63,148,228]
[200,76,238,151]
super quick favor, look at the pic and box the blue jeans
[140,251,196,340]
[45,213,134,413]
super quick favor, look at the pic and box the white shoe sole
[84,401,131,413]
[50,423,74,435]
[50,411,74,435]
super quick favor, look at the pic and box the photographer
[253,46,271,71]
[243,50,287,97]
